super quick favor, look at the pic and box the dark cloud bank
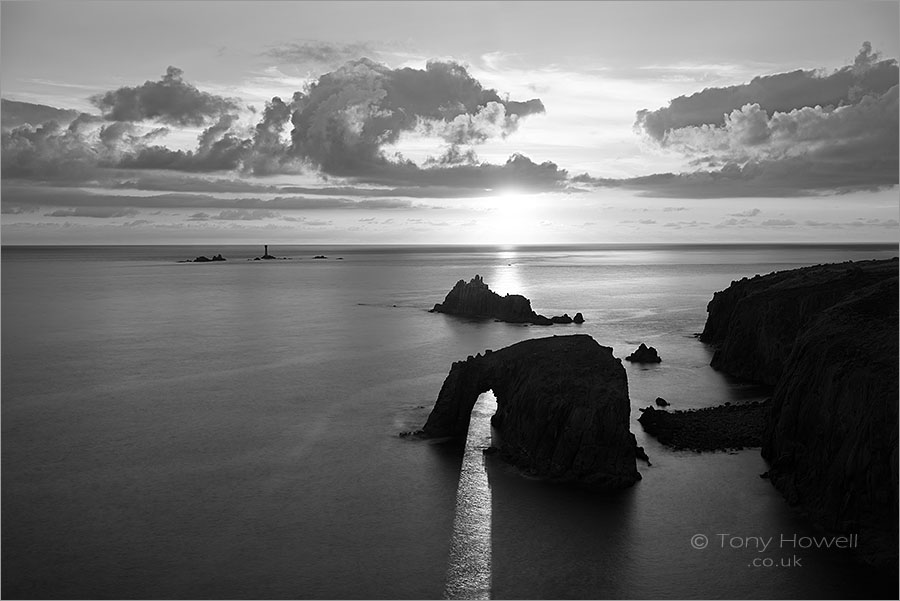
[3,45,898,201]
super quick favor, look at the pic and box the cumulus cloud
[91,66,240,126]
[2,119,102,179]
[288,58,545,177]
[5,61,559,190]
[635,42,898,141]
[575,44,899,198]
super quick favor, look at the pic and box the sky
[1,0,898,245]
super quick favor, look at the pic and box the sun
[487,190,539,246]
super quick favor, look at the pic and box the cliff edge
[420,334,640,490]
[700,257,898,565]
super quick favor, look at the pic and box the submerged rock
[420,334,641,490]
[430,274,585,326]
[624,343,661,363]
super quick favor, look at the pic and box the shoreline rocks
[638,400,770,452]
[430,274,585,326]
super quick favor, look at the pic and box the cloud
[43,206,140,218]
[576,45,899,198]
[1,204,40,214]
[91,67,240,126]
[760,219,797,227]
[1,99,80,130]
[2,120,102,179]
[265,41,378,66]
[635,42,898,141]
[5,60,557,190]
[661,86,897,164]
[345,152,568,190]
[288,58,545,178]
[729,208,761,217]
[1,184,418,212]
[210,209,280,221]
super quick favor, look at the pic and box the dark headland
[408,334,642,490]
[430,274,584,325]
[640,257,898,566]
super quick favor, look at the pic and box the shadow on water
[486,457,637,599]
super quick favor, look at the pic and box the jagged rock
[420,334,641,490]
[313,255,327,259]
[624,343,661,363]
[573,312,585,324]
[655,397,669,407]
[700,257,898,566]
[430,274,583,326]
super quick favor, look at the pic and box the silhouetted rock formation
[624,343,661,363]
[638,400,769,452]
[430,274,584,326]
[313,255,327,259]
[419,334,640,490]
[181,254,226,263]
[655,397,669,407]
[573,312,585,324]
[700,257,899,566]
[699,258,897,385]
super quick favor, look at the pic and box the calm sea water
[2,244,897,599]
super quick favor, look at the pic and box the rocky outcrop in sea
[430,274,584,326]
[624,343,661,363]
[416,334,641,490]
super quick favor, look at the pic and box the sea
[2,243,897,600]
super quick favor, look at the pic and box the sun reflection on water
[443,391,497,600]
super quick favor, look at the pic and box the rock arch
[422,335,640,490]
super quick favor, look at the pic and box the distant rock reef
[701,257,899,566]
[431,275,584,325]
[180,254,225,263]
[415,334,640,490]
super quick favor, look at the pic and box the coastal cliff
[431,275,584,325]
[699,258,898,384]
[700,257,898,565]
[762,275,898,565]
[421,334,640,490]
